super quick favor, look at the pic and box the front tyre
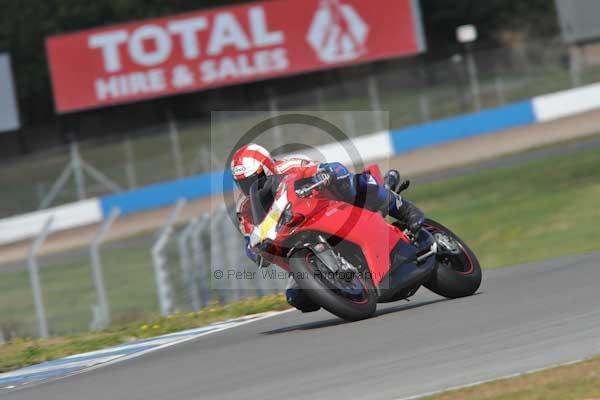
[288,249,377,321]
[423,219,482,298]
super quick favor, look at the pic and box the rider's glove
[314,163,346,186]
[314,170,332,186]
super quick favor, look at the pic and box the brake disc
[434,232,461,255]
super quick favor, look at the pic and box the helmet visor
[236,170,266,196]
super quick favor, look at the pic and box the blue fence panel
[390,101,536,154]
[100,170,234,217]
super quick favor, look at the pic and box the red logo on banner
[46,0,424,113]
[307,0,369,63]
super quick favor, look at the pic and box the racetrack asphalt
[4,252,600,400]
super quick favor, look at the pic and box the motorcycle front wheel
[423,218,482,298]
[289,249,377,321]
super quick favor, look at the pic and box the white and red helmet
[231,144,275,195]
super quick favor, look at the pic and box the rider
[231,143,425,313]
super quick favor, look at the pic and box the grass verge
[411,146,600,268]
[0,294,289,373]
[424,356,600,400]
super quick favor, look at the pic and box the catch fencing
[0,202,286,339]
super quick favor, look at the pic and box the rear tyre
[423,219,482,298]
[289,249,377,321]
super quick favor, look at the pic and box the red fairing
[236,155,320,237]
[273,174,409,286]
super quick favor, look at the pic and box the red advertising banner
[46,0,425,113]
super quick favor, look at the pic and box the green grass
[0,240,159,337]
[425,356,600,400]
[0,294,289,373]
[1,146,600,339]
[410,147,600,268]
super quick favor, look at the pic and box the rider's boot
[384,169,401,192]
[386,191,425,235]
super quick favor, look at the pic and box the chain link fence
[0,202,286,339]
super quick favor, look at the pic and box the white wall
[533,82,600,122]
[0,199,102,245]
[299,131,393,166]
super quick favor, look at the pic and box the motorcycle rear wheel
[423,219,482,298]
[289,249,377,321]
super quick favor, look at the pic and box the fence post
[188,146,213,175]
[222,214,244,301]
[39,158,73,210]
[342,111,356,138]
[89,208,120,331]
[268,87,284,150]
[39,143,122,210]
[367,75,385,132]
[191,215,211,308]
[569,45,583,88]
[35,183,46,206]
[177,219,201,311]
[210,206,233,304]
[152,199,186,316]
[465,46,482,111]
[28,217,53,339]
[495,77,506,105]
[71,142,86,201]
[419,94,431,122]
[314,86,325,109]
[231,218,254,296]
[123,137,137,189]
[167,111,185,179]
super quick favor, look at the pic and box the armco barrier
[3,81,600,245]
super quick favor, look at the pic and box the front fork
[294,236,358,277]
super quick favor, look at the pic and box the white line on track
[79,309,296,373]
[2,309,295,392]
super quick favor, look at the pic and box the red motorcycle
[248,164,482,321]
